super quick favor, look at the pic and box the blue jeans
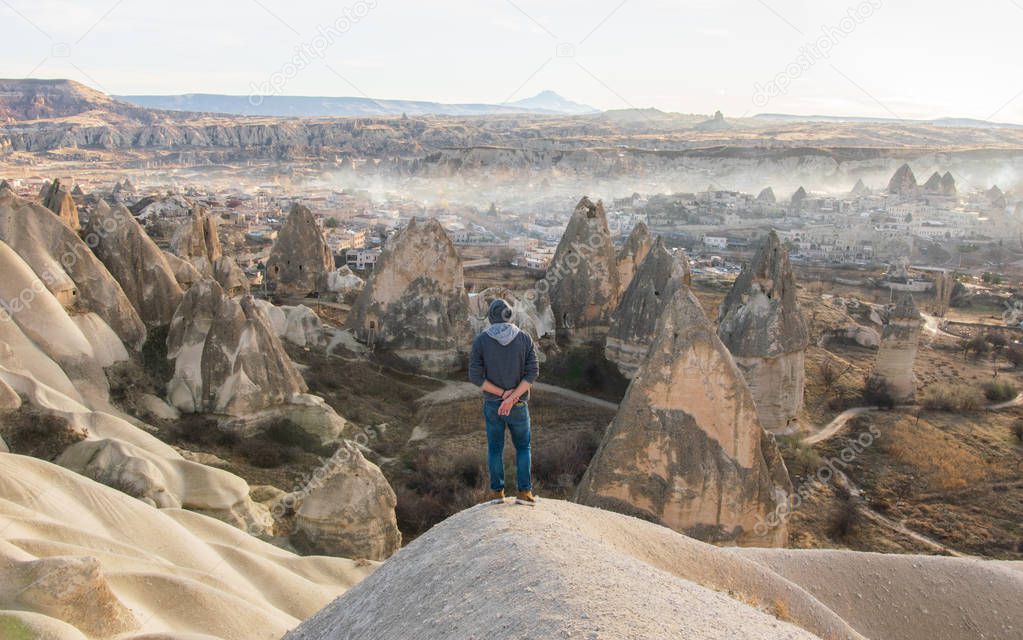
[483,398,532,492]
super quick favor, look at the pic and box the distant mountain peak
[508,90,597,115]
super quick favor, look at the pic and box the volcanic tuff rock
[756,186,776,202]
[717,231,809,433]
[266,203,334,296]
[292,440,401,561]
[888,163,918,195]
[171,205,222,273]
[605,238,691,378]
[987,185,1007,209]
[547,197,621,343]
[84,200,183,327]
[0,190,145,349]
[940,170,957,195]
[578,286,792,547]
[166,279,307,416]
[850,178,869,196]
[615,221,653,294]
[790,186,807,204]
[347,218,472,373]
[868,294,922,402]
[39,178,80,230]
[212,256,250,297]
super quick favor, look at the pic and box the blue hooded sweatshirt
[468,298,539,400]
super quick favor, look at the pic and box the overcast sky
[3,0,1022,121]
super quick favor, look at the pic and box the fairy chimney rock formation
[757,187,776,203]
[616,221,653,293]
[84,201,184,327]
[166,279,307,416]
[940,171,957,196]
[172,206,223,274]
[347,218,472,373]
[578,286,792,547]
[887,163,918,195]
[717,231,809,433]
[868,294,922,403]
[41,178,80,230]
[266,204,334,297]
[547,197,621,343]
[850,178,869,197]
[606,238,691,378]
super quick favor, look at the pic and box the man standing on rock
[468,298,539,506]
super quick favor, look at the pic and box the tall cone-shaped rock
[577,286,792,547]
[616,221,653,294]
[868,294,922,403]
[887,163,917,195]
[717,231,808,433]
[40,178,80,230]
[266,204,333,296]
[167,279,307,415]
[85,201,184,327]
[757,187,776,203]
[850,178,869,197]
[605,238,691,378]
[940,171,957,196]
[548,197,621,343]
[922,172,942,193]
[0,189,145,349]
[347,218,472,373]
[172,205,222,273]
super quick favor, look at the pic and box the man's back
[468,329,538,400]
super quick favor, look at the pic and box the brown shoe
[484,489,505,504]
[515,490,537,506]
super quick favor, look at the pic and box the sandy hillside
[0,454,374,640]
[285,499,1023,640]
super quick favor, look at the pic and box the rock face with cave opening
[605,238,691,378]
[868,294,922,403]
[266,203,334,297]
[717,231,809,433]
[578,286,792,547]
[347,218,472,373]
[547,196,621,345]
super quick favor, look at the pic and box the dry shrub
[982,379,1017,402]
[532,430,601,490]
[863,376,895,409]
[0,408,86,461]
[237,439,295,468]
[883,416,989,492]
[828,493,863,541]
[920,384,983,412]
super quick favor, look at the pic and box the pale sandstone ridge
[578,286,792,547]
[547,196,621,344]
[40,178,80,230]
[868,294,922,402]
[287,500,1023,640]
[84,200,184,327]
[615,220,653,293]
[0,455,374,640]
[605,238,691,378]
[291,441,401,561]
[266,203,334,296]
[167,279,306,415]
[347,218,472,373]
[0,189,145,349]
[717,230,809,433]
